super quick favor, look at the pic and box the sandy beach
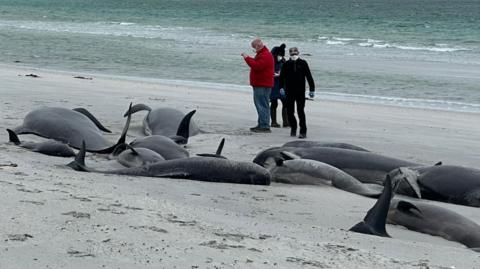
[0,64,479,268]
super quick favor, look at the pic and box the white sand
[0,64,479,268]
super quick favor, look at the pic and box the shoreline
[1,63,480,268]
[4,62,480,114]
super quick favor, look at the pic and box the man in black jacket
[279,47,315,139]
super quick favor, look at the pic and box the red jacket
[244,46,274,88]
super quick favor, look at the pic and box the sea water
[0,0,479,112]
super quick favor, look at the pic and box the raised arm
[244,55,268,71]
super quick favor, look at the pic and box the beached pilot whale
[113,144,165,168]
[68,141,270,185]
[388,199,480,252]
[282,141,369,152]
[389,164,480,207]
[7,129,75,157]
[126,135,189,160]
[124,103,200,142]
[253,147,419,185]
[12,105,131,153]
[349,174,412,237]
[267,152,382,197]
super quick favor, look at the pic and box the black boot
[270,106,280,128]
[282,106,290,127]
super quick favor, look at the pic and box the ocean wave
[326,40,346,45]
[0,19,245,46]
[318,91,480,113]
[107,76,480,113]
[321,36,470,53]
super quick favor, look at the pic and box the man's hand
[309,91,315,99]
[241,53,248,58]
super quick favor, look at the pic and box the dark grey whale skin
[282,141,369,152]
[388,199,480,252]
[69,142,270,185]
[13,106,127,153]
[124,104,200,138]
[392,165,480,207]
[129,135,189,160]
[7,129,75,157]
[253,146,419,185]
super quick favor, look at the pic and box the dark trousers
[270,98,289,126]
[286,94,306,134]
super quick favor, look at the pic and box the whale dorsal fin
[6,129,21,145]
[363,175,394,236]
[434,161,442,166]
[350,175,397,237]
[175,110,196,144]
[73,108,112,133]
[215,138,225,155]
[196,138,227,159]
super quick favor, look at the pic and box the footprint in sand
[62,211,91,219]
[7,234,34,242]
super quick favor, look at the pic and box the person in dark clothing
[270,44,289,128]
[279,47,315,139]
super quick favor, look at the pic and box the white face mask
[277,56,283,61]
[290,55,299,61]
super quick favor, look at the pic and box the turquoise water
[1,0,479,111]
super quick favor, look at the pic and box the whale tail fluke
[123,103,152,117]
[6,129,21,145]
[387,167,422,199]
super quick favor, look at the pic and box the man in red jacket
[242,38,274,133]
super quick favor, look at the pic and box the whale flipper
[395,201,422,216]
[72,108,111,133]
[280,151,301,160]
[67,141,88,172]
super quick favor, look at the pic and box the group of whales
[253,141,480,251]
[6,103,480,252]
[8,103,271,185]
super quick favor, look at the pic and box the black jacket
[279,58,315,96]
